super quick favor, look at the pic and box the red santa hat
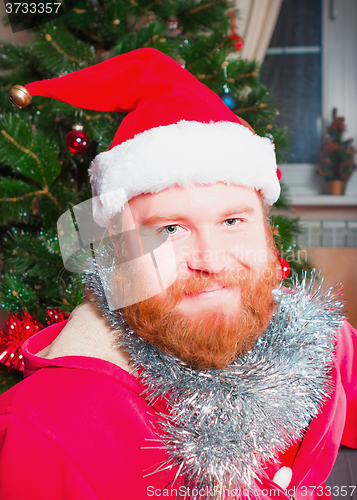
[22,48,279,227]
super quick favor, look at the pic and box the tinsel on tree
[0,0,307,388]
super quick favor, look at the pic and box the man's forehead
[126,183,262,222]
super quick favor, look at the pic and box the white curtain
[235,0,283,63]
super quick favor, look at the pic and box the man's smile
[183,285,233,302]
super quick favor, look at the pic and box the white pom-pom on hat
[273,466,293,490]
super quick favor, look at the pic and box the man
[1,49,356,500]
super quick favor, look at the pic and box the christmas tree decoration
[234,38,244,51]
[278,257,291,280]
[8,84,32,108]
[219,63,238,110]
[219,84,237,111]
[228,10,244,52]
[129,11,156,31]
[46,308,69,326]
[66,124,90,155]
[0,312,43,371]
[0,309,69,372]
[166,16,183,37]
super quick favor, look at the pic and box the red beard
[121,256,280,370]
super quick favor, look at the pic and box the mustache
[169,268,259,298]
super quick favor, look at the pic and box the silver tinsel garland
[83,262,344,499]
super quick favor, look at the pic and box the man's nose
[185,231,227,274]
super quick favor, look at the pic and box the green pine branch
[0,113,61,188]
[0,42,31,70]
[32,24,96,76]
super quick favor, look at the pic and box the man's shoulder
[2,355,137,405]
[0,356,142,435]
[0,356,155,461]
[0,365,169,500]
[34,297,132,372]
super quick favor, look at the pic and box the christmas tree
[0,0,307,390]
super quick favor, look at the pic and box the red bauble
[228,10,244,51]
[229,33,244,51]
[235,39,244,51]
[66,128,90,155]
[277,167,282,181]
[278,257,290,280]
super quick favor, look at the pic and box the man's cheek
[151,237,178,292]
[172,245,191,280]
[228,244,271,268]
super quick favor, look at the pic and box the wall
[0,3,33,43]
[304,248,357,328]
[278,202,357,329]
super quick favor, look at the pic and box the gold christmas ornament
[9,85,32,108]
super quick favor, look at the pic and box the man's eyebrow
[220,205,255,217]
[139,206,255,226]
[139,214,187,226]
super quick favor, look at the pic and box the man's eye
[162,225,182,235]
[223,218,241,226]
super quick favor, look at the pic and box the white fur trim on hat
[89,120,280,227]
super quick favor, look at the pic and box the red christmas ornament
[0,312,43,371]
[0,309,69,371]
[278,257,290,280]
[66,124,90,155]
[234,39,244,51]
[277,167,282,181]
[228,10,244,51]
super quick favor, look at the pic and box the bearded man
[0,49,356,500]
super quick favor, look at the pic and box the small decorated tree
[318,108,356,193]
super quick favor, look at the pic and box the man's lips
[199,285,225,293]
[184,285,229,301]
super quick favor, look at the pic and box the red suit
[0,320,356,500]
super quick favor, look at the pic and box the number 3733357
[5,2,62,14]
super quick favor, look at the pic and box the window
[262,0,322,164]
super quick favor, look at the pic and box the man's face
[111,183,280,369]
